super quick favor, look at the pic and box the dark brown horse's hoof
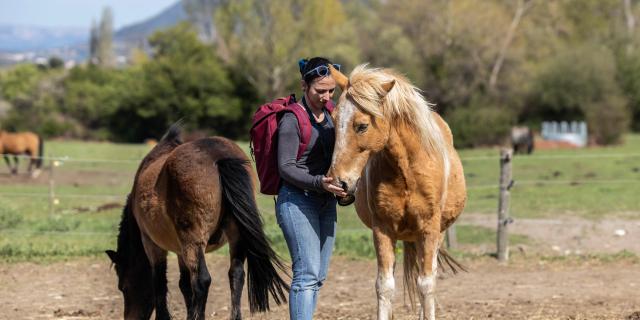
[337,195,355,206]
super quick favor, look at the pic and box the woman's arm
[277,113,325,192]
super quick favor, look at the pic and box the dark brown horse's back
[160,137,250,248]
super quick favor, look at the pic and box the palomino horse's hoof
[337,194,355,206]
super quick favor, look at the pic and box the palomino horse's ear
[381,80,395,95]
[105,250,119,264]
[329,64,348,91]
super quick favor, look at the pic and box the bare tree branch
[489,0,534,92]
[624,0,636,54]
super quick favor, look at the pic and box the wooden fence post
[497,148,514,262]
[446,224,458,249]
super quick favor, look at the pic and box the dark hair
[298,57,333,85]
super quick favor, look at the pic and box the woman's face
[303,76,336,110]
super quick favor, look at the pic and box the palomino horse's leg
[373,227,396,320]
[416,231,440,320]
[226,227,246,320]
[141,234,171,320]
[181,245,211,320]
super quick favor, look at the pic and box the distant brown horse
[327,65,467,320]
[0,130,43,177]
[106,124,288,320]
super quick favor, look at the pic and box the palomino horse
[106,124,288,320]
[0,130,43,177]
[327,65,466,320]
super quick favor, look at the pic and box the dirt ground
[2,163,640,319]
[1,254,639,320]
[459,214,640,255]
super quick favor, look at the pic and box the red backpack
[250,94,334,195]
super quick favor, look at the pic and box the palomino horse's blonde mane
[346,64,451,208]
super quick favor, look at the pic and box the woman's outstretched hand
[321,176,348,197]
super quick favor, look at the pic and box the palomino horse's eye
[355,123,369,134]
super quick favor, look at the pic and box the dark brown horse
[106,124,288,320]
[0,130,43,177]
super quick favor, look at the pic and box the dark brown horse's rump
[107,125,288,320]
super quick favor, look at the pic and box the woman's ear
[301,79,308,93]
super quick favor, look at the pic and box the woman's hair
[299,57,333,85]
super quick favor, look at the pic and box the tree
[110,23,243,141]
[0,65,71,137]
[525,44,629,144]
[183,0,218,43]
[214,0,360,98]
[48,56,64,69]
[97,7,115,67]
[89,19,99,64]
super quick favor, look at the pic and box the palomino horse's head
[327,64,396,200]
[327,64,449,205]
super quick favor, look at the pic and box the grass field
[0,135,638,262]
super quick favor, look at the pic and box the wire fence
[0,152,640,262]
[0,151,638,201]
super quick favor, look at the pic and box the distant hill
[0,24,87,52]
[115,1,188,44]
[0,1,215,64]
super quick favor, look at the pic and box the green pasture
[1,135,639,262]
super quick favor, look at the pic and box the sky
[0,0,178,29]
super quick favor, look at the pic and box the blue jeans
[276,184,337,320]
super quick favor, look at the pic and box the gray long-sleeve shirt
[277,103,335,193]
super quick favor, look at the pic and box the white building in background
[541,121,588,147]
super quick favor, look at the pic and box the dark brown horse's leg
[181,245,211,320]
[178,256,194,312]
[141,235,171,320]
[227,238,246,320]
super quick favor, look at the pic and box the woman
[276,57,347,319]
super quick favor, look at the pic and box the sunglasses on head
[303,64,341,78]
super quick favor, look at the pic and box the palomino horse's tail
[402,241,467,307]
[216,158,289,313]
[36,135,43,168]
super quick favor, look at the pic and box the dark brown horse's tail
[216,158,289,313]
[402,241,467,308]
[36,135,44,168]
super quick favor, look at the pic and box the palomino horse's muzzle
[336,180,356,206]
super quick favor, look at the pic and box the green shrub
[526,44,630,145]
[447,105,513,148]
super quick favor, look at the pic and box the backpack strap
[283,95,335,160]
[325,100,335,114]
[284,102,312,160]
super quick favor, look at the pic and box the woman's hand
[321,176,348,197]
